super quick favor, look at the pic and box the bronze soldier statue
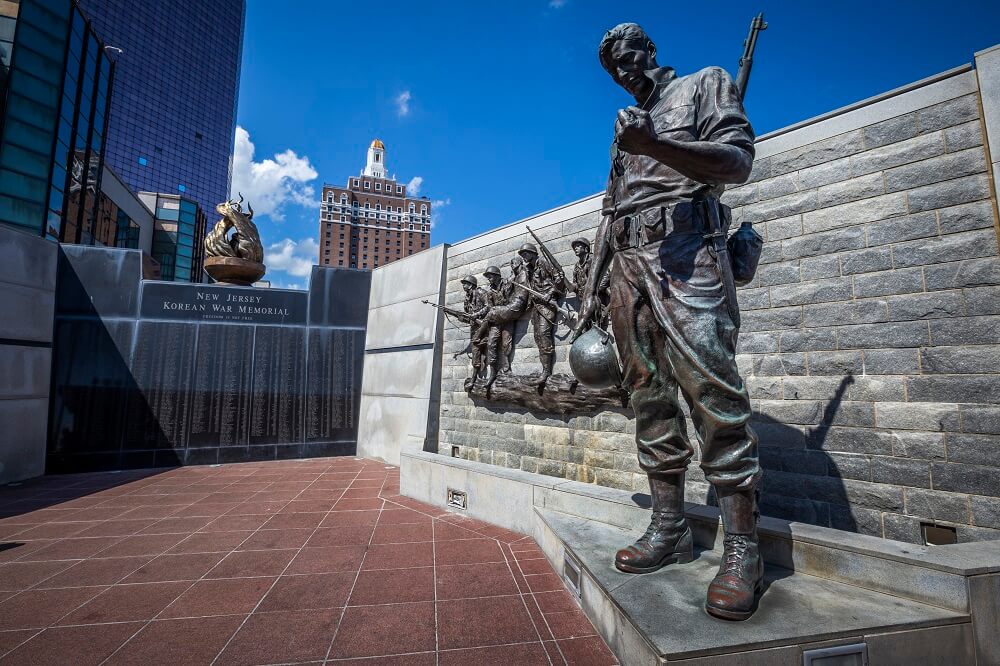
[568,237,611,329]
[519,243,564,388]
[572,23,762,621]
[460,275,490,390]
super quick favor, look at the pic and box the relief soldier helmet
[460,275,478,287]
[517,243,539,258]
[569,327,622,390]
[571,238,591,251]
[483,265,502,278]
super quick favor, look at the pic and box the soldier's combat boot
[536,352,554,388]
[705,489,764,621]
[485,365,498,392]
[615,473,693,573]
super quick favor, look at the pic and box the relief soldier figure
[572,23,762,620]
[478,265,508,389]
[568,237,611,329]
[460,275,490,389]
[520,243,564,387]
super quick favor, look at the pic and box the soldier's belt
[610,201,710,251]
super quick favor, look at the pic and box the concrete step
[536,507,972,665]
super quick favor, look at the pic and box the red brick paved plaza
[0,457,617,665]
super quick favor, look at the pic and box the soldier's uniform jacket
[463,287,489,321]
[606,66,754,217]
[571,254,611,296]
[529,257,563,324]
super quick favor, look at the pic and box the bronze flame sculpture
[203,193,266,285]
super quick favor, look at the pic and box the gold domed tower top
[370,138,385,150]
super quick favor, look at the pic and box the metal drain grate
[563,550,582,598]
[447,488,467,510]
[802,643,868,666]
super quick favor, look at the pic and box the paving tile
[93,533,187,558]
[434,538,506,566]
[324,654,436,666]
[73,519,158,538]
[0,541,52,564]
[0,628,37,656]
[38,555,152,588]
[103,615,245,666]
[117,505,183,520]
[206,549,297,578]
[319,510,381,527]
[371,522,433,544]
[215,608,340,665]
[140,516,214,534]
[534,590,581,614]
[349,567,434,605]
[306,526,375,548]
[328,602,436,658]
[558,635,619,665]
[524,572,566,593]
[23,536,124,561]
[159,576,275,618]
[167,530,253,554]
[285,499,339,513]
[262,511,326,530]
[437,596,539,649]
[332,498,385,511]
[286,546,367,574]
[0,560,74,591]
[0,621,142,666]
[226,501,289,516]
[545,610,598,640]
[235,528,312,551]
[435,562,521,600]
[361,542,433,570]
[518,556,557,575]
[200,513,272,532]
[379,508,433,526]
[171,502,240,518]
[122,551,227,583]
[257,572,355,611]
[0,586,106,629]
[57,581,190,624]
[438,642,551,665]
[430,521,484,541]
[7,522,91,540]
[341,487,382,499]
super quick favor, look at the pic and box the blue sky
[233,0,1000,289]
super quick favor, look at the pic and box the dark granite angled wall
[437,58,1000,544]
[48,246,371,473]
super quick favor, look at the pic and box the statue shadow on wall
[629,374,858,586]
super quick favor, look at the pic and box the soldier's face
[520,251,537,267]
[463,283,473,295]
[609,39,656,100]
[574,244,589,258]
[488,274,501,289]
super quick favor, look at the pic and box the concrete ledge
[401,450,1000,613]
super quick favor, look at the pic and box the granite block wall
[436,58,1000,544]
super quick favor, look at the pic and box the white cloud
[407,176,423,197]
[395,90,412,117]
[230,126,318,222]
[265,237,319,278]
[549,0,568,7]
[429,197,451,230]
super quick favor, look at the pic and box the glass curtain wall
[0,0,113,241]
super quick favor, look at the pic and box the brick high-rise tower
[318,139,431,270]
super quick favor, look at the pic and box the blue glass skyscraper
[76,0,245,218]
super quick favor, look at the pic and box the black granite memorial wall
[47,246,371,473]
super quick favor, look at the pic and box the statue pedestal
[401,450,999,665]
[204,256,266,286]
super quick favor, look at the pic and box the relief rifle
[526,226,567,287]
[420,299,483,326]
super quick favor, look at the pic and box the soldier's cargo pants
[607,227,760,490]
